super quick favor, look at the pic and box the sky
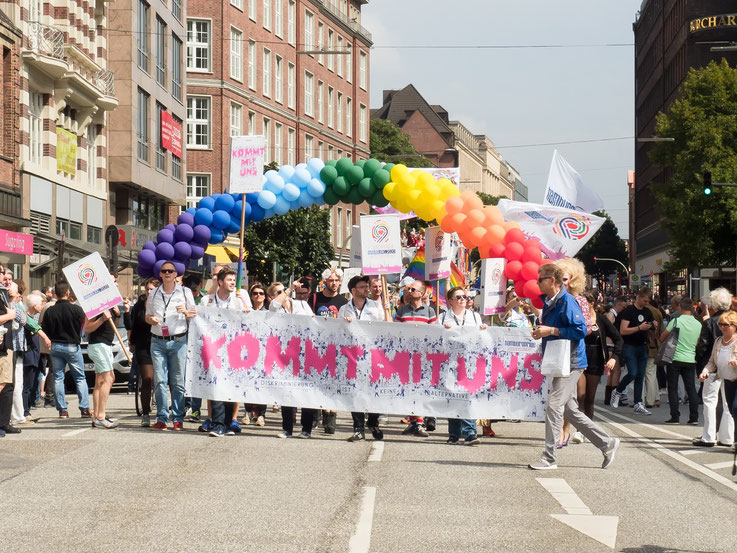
[362,0,643,238]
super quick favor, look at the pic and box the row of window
[137,88,183,181]
[138,0,184,101]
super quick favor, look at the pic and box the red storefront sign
[161,111,183,158]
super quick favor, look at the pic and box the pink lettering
[489,355,518,391]
[226,330,261,372]
[518,353,544,392]
[426,352,450,386]
[341,345,365,380]
[263,335,302,376]
[456,355,487,395]
[370,349,410,384]
[201,335,226,372]
[304,340,337,378]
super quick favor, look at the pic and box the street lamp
[593,256,630,291]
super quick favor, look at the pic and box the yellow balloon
[416,171,435,190]
[395,198,411,213]
[424,183,440,199]
[383,181,398,201]
[408,189,422,206]
[438,179,460,201]
[430,199,447,221]
[390,164,410,185]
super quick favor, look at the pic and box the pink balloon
[505,242,524,262]
[523,279,542,300]
[521,246,543,265]
[520,261,540,282]
[504,260,523,281]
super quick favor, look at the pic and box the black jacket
[585,312,624,368]
[696,311,723,370]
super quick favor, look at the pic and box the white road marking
[678,450,702,456]
[62,427,92,437]
[348,486,376,553]
[536,478,618,548]
[597,413,737,493]
[704,461,736,470]
[598,407,691,439]
[368,441,384,462]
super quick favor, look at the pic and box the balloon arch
[136,158,548,309]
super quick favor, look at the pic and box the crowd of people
[1,257,736,473]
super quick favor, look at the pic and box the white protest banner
[229,135,265,194]
[62,252,122,318]
[425,226,451,280]
[339,267,362,294]
[359,214,402,275]
[480,258,507,316]
[498,199,605,260]
[349,225,362,268]
[543,150,604,213]
[186,309,547,420]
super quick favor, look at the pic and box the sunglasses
[160,269,176,274]
[275,289,285,295]
[409,287,423,293]
[452,295,469,300]
[537,276,552,283]
[718,322,734,327]
[251,291,265,296]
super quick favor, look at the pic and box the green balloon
[325,159,338,167]
[372,169,391,188]
[358,178,376,198]
[336,157,354,177]
[346,165,364,185]
[332,176,350,196]
[371,188,390,207]
[383,163,396,175]
[347,186,364,205]
[363,158,382,178]
[323,187,339,206]
[320,165,338,186]
[355,159,366,169]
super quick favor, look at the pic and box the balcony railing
[318,1,372,43]
[95,69,115,96]
[27,21,64,59]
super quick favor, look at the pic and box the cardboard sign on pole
[349,225,362,268]
[425,226,451,281]
[229,135,265,194]
[479,258,507,316]
[62,252,122,319]
[359,215,402,275]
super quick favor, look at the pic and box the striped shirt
[395,303,436,324]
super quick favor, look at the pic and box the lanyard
[214,292,231,309]
[157,287,180,324]
[352,300,364,320]
[450,309,468,327]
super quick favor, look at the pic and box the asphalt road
[2,389,736,553]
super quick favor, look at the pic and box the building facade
[184,0,372,263]
[633,0,737,297]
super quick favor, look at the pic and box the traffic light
[703,171,712,195]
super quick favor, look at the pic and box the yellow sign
[56,127,77,176]
[689,14,737,33]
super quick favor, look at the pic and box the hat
[399,276,416,288]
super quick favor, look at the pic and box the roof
[0,9,21,36]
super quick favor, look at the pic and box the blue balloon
[298,189,314,208]
[214,194,235,213]
[313,195,325,206]
[307,158,325,178]
[243,201,252,218]
[296,162,308,172]
[226,215,241,234]
[212,209,231,230]
[257,190,277,210]
[274,196,291,215]
[282,183,300,202]
[185,207,197,216]
[263,171,285,194]
[198,196,216,211]
[278,165,295,182]
[230,200,243,217]
[194,208,213,227]
[250,203,265,222]
[245,192,259,203]
[230,193,241,202]
[307,178,326,198]
[208,228,224,244]
[292,167,312,188]
[263,208,275,219]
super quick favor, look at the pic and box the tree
[476,192,506,206]
[650,59,737,268]
[369,119,434,167]
[575,211,629,280]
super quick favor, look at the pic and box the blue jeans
[617,343,648,404]
[50,343,89,412]
[448,418,477,439]
[150,336,187,424]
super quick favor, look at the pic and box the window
[248,111,255,134]
[317,81,324,123]
[230,102,243,137]
[305,134,314,161]
[327,29,334,70]
[336,207,343,245]
[156,17,167,86]
[137,0,150,71]
[287,1,296,45]
[359,50,367,90]
[317,141,323,159]
[263,0,271,30]
[274,56,283,103]
[58,219,83,241]
[172,116,182,181]
[249,0,256,20]
[274,0,282,37]
[87,125,97,187]
[263,49,271,97]
[186,19,210,71]
[137,88,149,161]
[346,210,352,239]
[29,0,42,22]
[346,44,352,83]
[172,34,183,100]
[186,96,210,148]
[317,22,324,64]
[287,62,295,109]
[359,104,367,143]
[156,103,167,172]
[288,127,295,165]
[87,225,101,244]
[336,91,342,132]
[304,72,314,117]
[346,97,352,138]
[337,36,343,77]
[187,174,211,209]
[304,11,313,51]
[230,27,243,81]
[248,40,256,90]
[327,86,334,128]
[231,0,243,9]
[29,91,43,164]
[172,0,181,21]
[263,117,271,163]
[328,144,334,160]
[274,122,282,165]
[338,149,343,158]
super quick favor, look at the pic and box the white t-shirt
[438,308,482,328]
[200,291,245,311]
[145,285,196,337]
[337,298,385,322]
[269,296,313,316]
[716,341,737,381]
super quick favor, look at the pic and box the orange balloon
[440,214,455,233]
[483,205,504,227]
[460,190,484,211]
[470,226,487,246]
[466,209,485,228]
[479,224,505,250]
[503,221,521,232]
[458,228,478,249]
[448,212,467,233]
[445,195,464,216]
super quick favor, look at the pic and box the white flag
[543,150,604,213]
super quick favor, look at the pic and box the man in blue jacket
[529,263,620,470]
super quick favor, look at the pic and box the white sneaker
[529,459,558,470]
[276,431,290,438]
[633,402,652,415]
[610,389,622,408]
[255,415,265,427]
[570,432,584,444]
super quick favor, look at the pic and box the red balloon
[504,260,523,281]
[488,242,506,258]
[514,280,526,299]
[523,279,542,299]
[540,259,554,266]
[504,241,524,262]
[521,246,543,265]
[504,228,525,245]
[531,296,544,310]
[520,261,540,282]
[521,238,541,251]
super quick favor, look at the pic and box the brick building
[185,0,372,261]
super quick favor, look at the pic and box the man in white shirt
[338,275,386,442]
[145,261,197,431]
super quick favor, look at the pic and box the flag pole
[380,275,392,321]
[435,279,440,313]
[236,192,246,292]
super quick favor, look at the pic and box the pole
[108,318,132,364]
[435,280,440,313]
[236,193,246,292]
[380,275,392,321]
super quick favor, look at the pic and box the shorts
[134,346,152,366]
[585,364,605,376]
[0,350,13,384]
[87,343,114,374]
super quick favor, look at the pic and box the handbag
[540,338,571,377]
[655,319,679,365]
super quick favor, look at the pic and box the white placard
[62,252,122,318]
[359,214,402,275]
[425,226,451,281]
[229,135,265,194]
[349,225,362,268]
[479,258,507,316]
[339,267,363,294]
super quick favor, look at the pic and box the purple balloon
[173,241,192,261]
[164,224,176,232]
[177,212,195,227]
[137,249,156,268]
[193,225,211,246]
[155,242,175,260]
[143,241,157,252]
[157,228,175,245]
[173,261,186,276]
[137,265,154,278]
[190,244,205,260]
[153,259,167,277]
[173,223,194,243]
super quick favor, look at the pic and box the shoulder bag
[655,319,679,365]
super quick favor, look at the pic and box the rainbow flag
[403,248,466,307]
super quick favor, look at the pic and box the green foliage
[575,211,629,278]
[369,119,434,167]
[650,59,737,268]
[476,192,505,206]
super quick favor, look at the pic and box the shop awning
[204,245,241,263]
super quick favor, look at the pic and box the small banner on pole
[62,252,122,319]
[359,214,402,275]
[229,135,266,194]
[480,258,507,316]
[424,226,451,281]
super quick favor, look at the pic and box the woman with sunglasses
[240,282,269,427]
[696,310,737,447]
[501,289,532,329]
